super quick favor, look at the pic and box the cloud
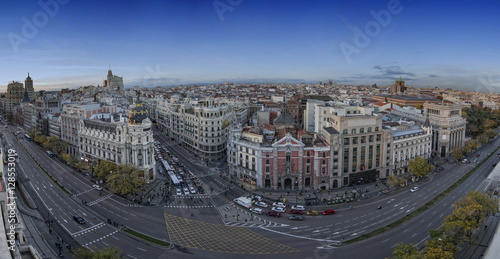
[373,65,416,80]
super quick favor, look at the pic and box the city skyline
[2,0,500,92]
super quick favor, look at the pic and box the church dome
[128,96,149,125]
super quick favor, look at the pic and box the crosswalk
[83,229,120,247]
[165,205,215,208]
[224,219,289,228]
[175,195,210,199]
[72,222,106,237]
[74,188,94,196]
[88,194,113,206]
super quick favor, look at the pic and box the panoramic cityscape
[1,1,500,259]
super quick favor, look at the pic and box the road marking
[411,233,417,238]
[102,242,109,246]
[403,229,409,233]
[382,239,390,243]
[127,255,138,259]
[137,247,146,252]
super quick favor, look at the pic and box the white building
[78,97,156,181]
[391,125,432,176]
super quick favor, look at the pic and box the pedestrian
[485,225,488,230]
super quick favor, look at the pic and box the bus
[24,134,32,141]
[168,171,181,188]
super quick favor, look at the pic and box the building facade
[157,97,236,161]
[78,98,156,181]
[391,126,432,175]
[103,69,124,91]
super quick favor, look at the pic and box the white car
[92,185,102,191]
[255,201,268,208]
[411,187,419,192]
[291,205,305,211]
[183,188,190,195]
[273,202,286,208]
[250,207,263,214]
[189,186,197,194]
[176,189,182,196]
[272,207,286,213]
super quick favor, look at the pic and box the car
[289,209,304,215]
[291,205,306,211]
[272,207,286,213]
[411,187,419,192]
[176,189,182,196]
[288,215,304,221]
[252,195,263,201]
[493,163,497,167]
[272,202,286,208]
[255,201,268,208]
[477,154,480,157]
[92,184,102,191]
[183,188,190,195]
[46,151,53,156]
[466,161,471,164]
[73,215,85,224]
[322,209,336,215]
[224,206,231,211]
[250,207,263,214]
[189,186,197,194]
[306,210,319,216]
[267,211,281,217]
[4,125,7,128]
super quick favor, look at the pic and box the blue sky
[1,0,500,92]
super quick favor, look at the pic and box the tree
[451,148,465,161]
[484,119,498,130]
[95,160,118,180]
[34,134,46,144]
[478,134,488,145]
[52,140,67,155]
[28,128,41,139]
[76,161,90,171]
[415,103,423,109]
[484,129,498,140]
[392,243,423,259]
[387,175,404,189]
[408,156,434,178]
[106,164,144,195]
[61,153,71,164]
[43,135,58,150]
[73,246,124,259]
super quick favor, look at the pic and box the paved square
[164,213,299,254]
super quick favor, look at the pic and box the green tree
[52,140,67,155]
[73,246,125,259]
[484,129,498,140]
[43,135,58,150]
[28,128,41,139]
[76,161,90,171]
[484,119,498,130]
[478,134,488,145]
[106,164,144,195]
[61,153,71,164]
[95,160,118,180]
[34,134,46,144]
[408,156,434,178]
[387,175,404,189]
[451,148,465,161]
[392,243,422,259]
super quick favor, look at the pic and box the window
[351,129,356,134]
[306,159,310,164]
[353,137,358,144]
[265,166,270,173]
[367,127,372,132]
[375,127,379,131]
[343,129,348,134]
[322,160,326,165]
[306,151,310,156]
[323,152,326,158]
[360,128,364,133]
[344,138,350,145]
[306,165,310,174]
[286,153,291,162]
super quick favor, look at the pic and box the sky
[1,0,500,92]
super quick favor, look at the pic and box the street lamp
[295,181,298,206]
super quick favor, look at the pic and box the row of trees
[30,129,144,196]
[93,160,144,195]
[387,156,434,189]
[452,129,498,161]
[462,106,500,138]
[392,191,499,258]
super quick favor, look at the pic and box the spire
[21,86,30,103]
[423,108,431,128]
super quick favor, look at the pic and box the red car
[477,154,480,157]
[289,209,304,215]
[322,209,336,215]
[267,211,281,217]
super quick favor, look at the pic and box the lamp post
[295,181,298,206]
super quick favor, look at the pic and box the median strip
[123,228,171,247]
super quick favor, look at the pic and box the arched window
[343,129,348,134]
[360,128,364,133]
[367,127,372,132]
[375,127,379,131]
[351,129,356,134]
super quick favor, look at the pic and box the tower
[25,73,34,100]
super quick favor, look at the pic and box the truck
[233,197,252,209]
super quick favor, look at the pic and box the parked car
[291,205,306,211]
[224,206,231,211]
[250,207,263,214]
[322,209,336,215]
[267,211,281,217]
[306,210,319,216]
[73,215,85,224]
[288,215,304,221]
[411,187,419,192]
[176,189,182,196]
[255,201,268,208]
[272,207,286,213]
[272,202,286,208]
[493,163,497,167]
[92,184,102,191]
[476,154,480,157]
[289,209,304,215]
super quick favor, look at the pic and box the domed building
[79,96,156,183]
